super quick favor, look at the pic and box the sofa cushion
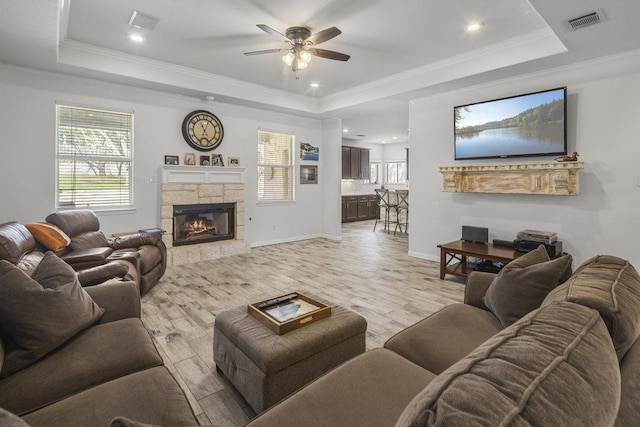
[0,317,162,416]
[246,348,436,427]
[70,231,110,251]
[0,253,104,376]
[395,301,620,427]
[24,222,70,252]
[46,209,100,237]
[22,366,197,427]
[617,337,640,426]
[0,408,29,427]
[384,304,503,374]
[0,222,37,265]
[543,255,640,361]
[484,246,572,327]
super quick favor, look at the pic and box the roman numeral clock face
[181,110,224,151]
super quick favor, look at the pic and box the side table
[437,240,523,280]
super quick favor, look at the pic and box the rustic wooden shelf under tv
[439,161,584,195]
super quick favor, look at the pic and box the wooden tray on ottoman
[248,292,331,335]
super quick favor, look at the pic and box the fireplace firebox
[173,203,235,246]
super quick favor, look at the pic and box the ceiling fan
[244,24,350,72]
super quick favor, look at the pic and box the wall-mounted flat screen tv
[454,87,567,160]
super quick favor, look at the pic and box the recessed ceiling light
[343,128,349,133]
[465,22,484,32]
[393,136,398,140]
[310,82,320,88]
[128,34,145,43]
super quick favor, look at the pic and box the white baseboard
[251,234,327,248]
[408,251,439,262]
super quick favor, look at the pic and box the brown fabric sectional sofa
[0,270,197,427]
[246,251,640,426]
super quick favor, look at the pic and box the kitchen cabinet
[342,195,379,223]
[342,147,370,180]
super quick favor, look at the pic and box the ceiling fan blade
[310,48,350,61]
[306,27,341,45]
[244,48,284,56]
[256,24,290,43]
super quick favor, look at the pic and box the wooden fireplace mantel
[162,165,245,184]
[439,161,584,195]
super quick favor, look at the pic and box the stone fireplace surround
[161,166,250,266]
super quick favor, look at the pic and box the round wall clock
[181,110,224,151]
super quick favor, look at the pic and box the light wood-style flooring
[140,220,464,426]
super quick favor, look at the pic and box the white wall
[408,52,640,267]
[0,65,340,245]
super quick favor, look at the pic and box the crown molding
[58,40,320,114]
[318,28,567,113]
[408,48,640,107]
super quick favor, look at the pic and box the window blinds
[56,105,133,208]
[257,130,294,201]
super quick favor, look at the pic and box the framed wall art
[184,153,196,165]
[300,142,319,161]
[300,165,318,184]
[200,155,211,166]
[164,155,179,165]
[212,154,225,166]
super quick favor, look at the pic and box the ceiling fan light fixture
[299,51,312,63]
[282,52,295,66]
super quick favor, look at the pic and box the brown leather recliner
[0,221,130,286]
[45,210,167,295]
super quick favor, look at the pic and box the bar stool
[373,188,397,233]
[394,189,409,235]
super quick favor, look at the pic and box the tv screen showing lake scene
[454,87,567,160]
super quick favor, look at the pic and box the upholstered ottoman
[213,302,367,413]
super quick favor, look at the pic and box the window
[385,161,407,184]
[56,105,133,209]
[257,130,294,202]
[369,162,380,184]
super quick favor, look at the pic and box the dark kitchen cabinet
[341,146,371,180]
[342,195,379,223]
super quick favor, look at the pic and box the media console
[437,240,524,280]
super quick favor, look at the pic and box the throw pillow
[0,253,104,377]
[24,222,70,252]
[483,246,572,327]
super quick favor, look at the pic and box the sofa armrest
[77,261,129,287]
[60,247,113,267]
[84,280,141,323]
[109,232,162,250]
[464,271,496,311]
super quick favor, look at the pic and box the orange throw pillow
[25,223,71,252]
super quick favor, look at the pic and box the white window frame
[55,104,134,211]
[257,129,295,203]
[385,161,407,184]
[369,162,380,184]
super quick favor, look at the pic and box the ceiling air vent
[567,9,605,31]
